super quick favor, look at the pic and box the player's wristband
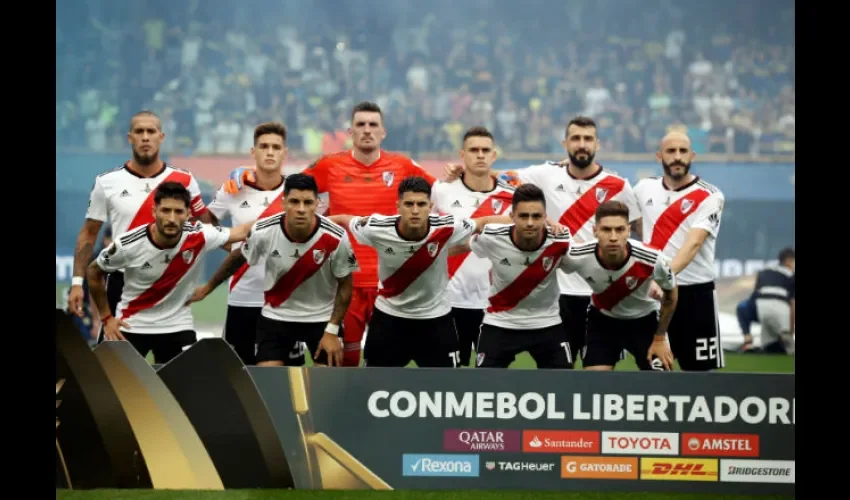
[325,323,340,335]
[101,313,113,323]
[71,276,84,287]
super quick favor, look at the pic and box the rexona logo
[484,461,556,472]
[720,459,795,483]
[640,458,718,482]
[402,454,480,477]
[601,431,679,455]
[522,430,600,453]
[681,433,760,457]
[560,456,638,480]
[443,429,521,452]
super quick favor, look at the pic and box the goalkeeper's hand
[222,166,256,194]
[497,170,522,187]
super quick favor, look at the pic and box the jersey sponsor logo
[640,458,718,482]
[719,459,794,483]
[601,431,679,455]
[402,454,479,477]
[561,456,638,480]
[681,433,760,457]
[523,430,600,453]
[442,429,521,452]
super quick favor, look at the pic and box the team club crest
[427,242,439,257]
[491,199,503,213]
[595,187,608,203]
[681,199,694,213]
[182,250,195,265]
[313,249,326,264]
[542,257,553,271]
[625,276,638,289]
[382,171,394,187]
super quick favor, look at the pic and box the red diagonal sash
[127,171,193,230]
[230,192,285,291]
[558,176,626,234]
[379,226,455,298]
[647,190,711,251]
[121,231,206,320]
[591,261,654,311]
[487,242,570,313]
[264,233,341,307]
[447,191,513,279]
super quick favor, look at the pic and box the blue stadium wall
[56,154,794,282]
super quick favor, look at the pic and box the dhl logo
[640,458,718,482]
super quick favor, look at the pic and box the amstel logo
[640,458,718,482]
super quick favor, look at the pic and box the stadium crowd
[56,0,794,158]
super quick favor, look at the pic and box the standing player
[562,201,677,371]
[226,101,440,366]
[188,174,357,367]
[467,184,575,369]
[86,182,251,363]
[205,122,305,366]
[431,126,515,367]
[331,176,511,368]
[68,111,218,341]
[634,131,726,371]
[445,116,640,366]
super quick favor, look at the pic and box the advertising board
[56,311,794,495]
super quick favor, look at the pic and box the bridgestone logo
[728,466,791,476]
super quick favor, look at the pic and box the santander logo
[522,431,600,453]
[601,431,679,456]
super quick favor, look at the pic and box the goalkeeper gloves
[221,166,257,194]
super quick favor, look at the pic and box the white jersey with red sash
[348,213,478,319]
[562,240,676,319]
[95,222,230,334]
[633,177,724,286]
[431,177,515,309]
[207,175,286,307]
[469,224,573,330]
[516,162,639,296]
[240,214,358,323]
[85,163,208,235]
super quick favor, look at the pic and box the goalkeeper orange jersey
[303,150,437,288]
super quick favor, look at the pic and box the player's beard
[567,149,595,169]
[133,148,158,166]
[662,159,691,180]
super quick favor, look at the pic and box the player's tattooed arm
[85,260,111,322]
[187,249,247,305]
[73,219,103,280]
[656,286,678,338]
[330,275,353,327]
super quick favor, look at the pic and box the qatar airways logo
[601,431,679,455]
[443,429,521,452]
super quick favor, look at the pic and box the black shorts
[224,306,305,366]
[364,308,460,368]
[559,294,591,360]
[120,330,196,364]
[667,282,725,371]
[451,307,484,367]
[476,323,572,369]
[584,307,663,371]
[255,316,337,365]
[96,271,125,344]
